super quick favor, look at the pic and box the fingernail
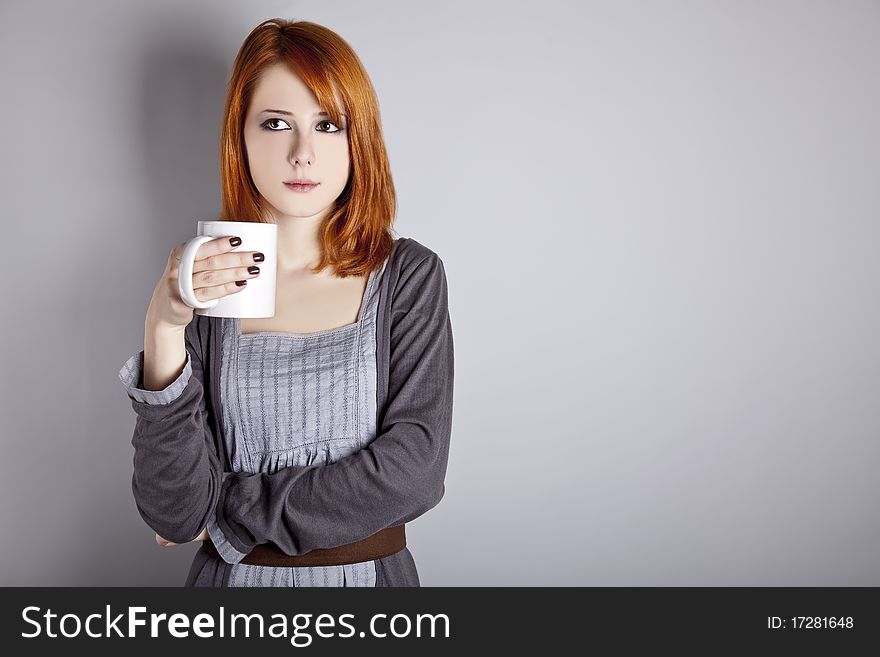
[253,252,265,262]
[235,280,247,286]
[248,266,260,275]
[229,236,242,247]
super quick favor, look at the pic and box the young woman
[117,18,454,587]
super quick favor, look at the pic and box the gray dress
[118,237,452,588]
[207,257,388,586]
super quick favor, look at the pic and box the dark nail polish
[248,266,260,275]
[235,280,247,286]
[229,236,242,247]
[253,252,265,262]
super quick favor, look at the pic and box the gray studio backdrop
[1,0,878,585]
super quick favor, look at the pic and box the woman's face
[243,63,350,222]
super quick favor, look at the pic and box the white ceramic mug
[177,220,277,318]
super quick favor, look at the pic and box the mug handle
[177,235,220,309]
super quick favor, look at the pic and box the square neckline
[236,265,378,340]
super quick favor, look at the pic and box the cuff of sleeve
[215,472,258,555]
[117,350,192,405]
[206,484,248,565]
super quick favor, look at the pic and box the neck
[268,210,328,275]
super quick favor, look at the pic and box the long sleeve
[213,252,454,556]
[117,316,224,545]
[118,350,193,405]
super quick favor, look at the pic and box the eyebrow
[259,109,346,118]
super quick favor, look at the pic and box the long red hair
[219,18,396,277]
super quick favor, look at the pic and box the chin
[277,204,329,219]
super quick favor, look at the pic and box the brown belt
[202,524,406,567]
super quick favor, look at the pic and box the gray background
[1,0,877,585]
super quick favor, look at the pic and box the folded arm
[117,316,224,545]
[212,253,455,559]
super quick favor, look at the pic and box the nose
[290,132,314,167]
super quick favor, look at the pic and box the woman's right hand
[145,235,264,332]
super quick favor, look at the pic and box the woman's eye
[318,120,342,133]
[262,118,288,131]
[260,118,343,133]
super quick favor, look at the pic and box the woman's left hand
[156,527,209,547]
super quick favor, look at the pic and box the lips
[284,181,319,192]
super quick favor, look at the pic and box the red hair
[218,18,396,277]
